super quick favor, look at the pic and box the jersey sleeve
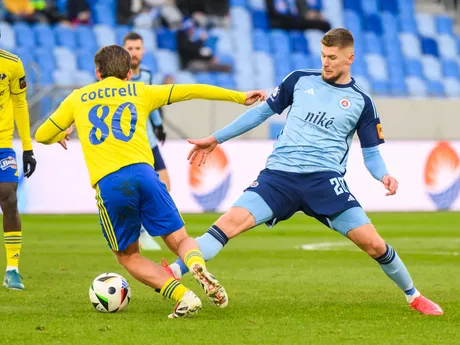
[9,58,27,95]
[356,95,385,148]
[266,71,301,114]
[144,85,174,112]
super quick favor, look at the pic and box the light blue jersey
[265,70,384,174]
[131,66,163,149]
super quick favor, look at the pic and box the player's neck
[334,73,352,85]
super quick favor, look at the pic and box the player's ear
[126,69,133,81]
[95,68,102,81]
[348,53,354,66]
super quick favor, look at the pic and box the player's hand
[154,124,167,145]
[58,124,76,150]
[187,136,218,166]
[244,90,267,106]
[382,175,398,196]
[23,150,36,178]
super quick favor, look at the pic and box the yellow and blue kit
[35,77,247,250]
[0,49,33,182]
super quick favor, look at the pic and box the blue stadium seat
[398,0,414,17]
[35,48,56,72]
[93,25,116,47]
[34,24,56,48]
[437,35,457,59]
[426,80,445,96]
[379,0,399,14]
[77,49,95,73]
[156,49,179,74]
[388,63,405,80]
[75,26,98,52]
[389,79,409,96]
[210,28,232,56]
[444,77,460,97]
[14,47,33,67]
[194,72,217,85]
[304,30,324,57]
[93,4,116,26]
[230,0,249,6]
[253,52,275,78]
[322,0,344,28]
[291,53,311,70]
[13,23,35,48]
[362,0,378,15]
[436,15,453,35]
[421,56,442,81]
[441,59,460,79]
[175,71,197,84]
[371,80,389,95]
[416,13,436,37]
[399,14,417,34]
[343,0,362,13]
[274,54,292,81]
[115,25,132,46]
[420,37,439,57]
[231,7,252,32]
[353,75,371,92]
[156,28,177,51]
[381,12,399,38]
[253,29,270,53]
[289,31,309,54]
[217,54,233,67]
[55,25,77,50]
[344,10,362,32]
[399,33,421,58]
[270,30,290,54]
[133,28,157,52]
[248,0,266,10]
[54,47,78,71]
[351,58,369,77]
[52,70,74,86]
[75,70,96,86]
[404,59,423,77]
[406,76,427,97]
[366,54,388,81]
[252,10,269,30]
[364,14,383,35]
[307,0,322,10]
[364,33,383,55]
[215,73,236,89]
[0,22,15,50]
[141,52,158,75]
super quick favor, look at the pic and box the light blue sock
[375,243,415,294]
[173,225,229,276]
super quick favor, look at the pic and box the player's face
[124,39,145,69]
[320,44,354,84]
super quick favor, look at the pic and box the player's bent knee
[0,194,18,214]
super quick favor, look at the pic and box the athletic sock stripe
[184,251,204,264]
[164,281,180,298]
[207,225,229,246]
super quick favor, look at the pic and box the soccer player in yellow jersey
[0,49,37,291]
[35,45,265,318]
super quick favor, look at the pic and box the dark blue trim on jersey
[326,77,356,89]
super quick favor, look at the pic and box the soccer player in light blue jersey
[124,32,168,250]
[167,29,443,315]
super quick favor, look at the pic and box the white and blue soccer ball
[89,273,131,313]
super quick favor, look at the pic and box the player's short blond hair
[94,45,131,80]
[321,28,354,48]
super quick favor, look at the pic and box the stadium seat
[141,52,158,75]
[212,29,232,56]
[14,47,33,67]
[398,0,414,16]
[13,23,35,48]
[55,25,77,50]
[381,12,399,39]
[353,75,371,92]
[230,0,248,6]
[426,80,445,96]
[93,4,116,26]
[437,35,457,59]
[175,71,197,84]
[364,14,383,35]
[380,0,399,14]
[270,30,290,54]
[364,33,383,55]
[35,48,56,72]
[157,28,177,51]
[436,15,453,35]
[441,59,460,79]
[291,53,311,70]
[416,13,436,37]
[371,80,389,95]
[399,15,418,34]
[420,37,439,57]
[194,72,217,86]
[133,28,157,52]
[34,24,56,48]
[404,59,423,78]
[54,47,78,71]
[248,0,266,10]
[444,77,460,97]
[115,25,132,46]
[93,25,116,47]
[366,54,388,81]
[389,79,409,96]
[0,22,15,50]
[289,31,309,54]
[52,70,74,86]
[75,70,96,86]
[343,0,362,13]
[253,29,271,53]
[253,52,275,78]
[322,0,344,28]
[421,56,442,81]
[77,49,95,73]
[406,76,427,97]
[344,10,362,33]
[399,33,421,58]
[251,10,269,30]
[305,30,324,57]
[75,26,98,52]
[231,7,252,32]
[215,73,236,89]
[156,49,179,74]
[362,0,378,15]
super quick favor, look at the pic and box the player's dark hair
[94,45,131,80]
[123,32,143,45]
[321,28,354,48]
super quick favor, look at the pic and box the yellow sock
[184,249,205,269]
[4,231,22,270]
[160,278,188,302]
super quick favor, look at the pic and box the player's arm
[187,102,275,166]
[357,97,398,196]
[35,94,75,145]
[145,84,266,111]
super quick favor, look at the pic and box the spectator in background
[132,0,183,29]
[4,0,66,24]
[177,0,229,28]
[266,0,331,32]
[177,18,231,72]
[67,0,90,25]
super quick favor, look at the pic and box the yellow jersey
[35,77,246,187]
[0,49,33,150]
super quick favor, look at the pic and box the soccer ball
[89,273,131,313]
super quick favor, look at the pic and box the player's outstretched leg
[346,222,443,315]
[162,227,229,308]
[0,182,24,290]
[114,241,202,318]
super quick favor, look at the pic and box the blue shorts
[239,169,368,234]
[95,163,183,251]
[0,149,19,183]
[152,146,166,171]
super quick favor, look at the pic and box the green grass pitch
[0,212,459,345]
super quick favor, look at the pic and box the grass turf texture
[0,212,459,345]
